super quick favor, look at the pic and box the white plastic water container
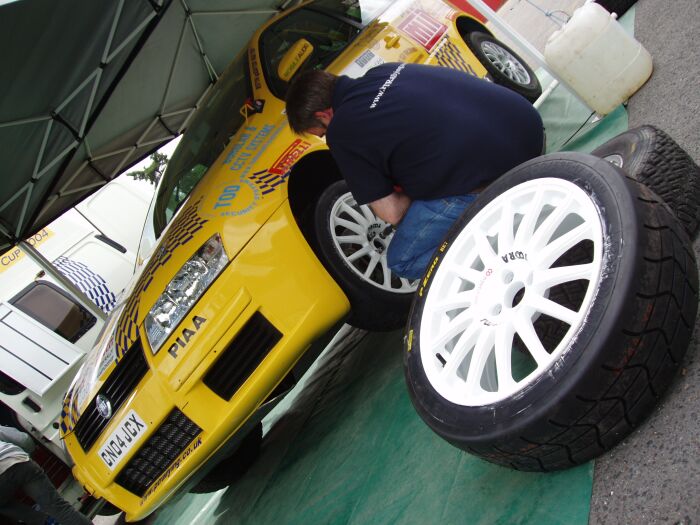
[544,2,653,115]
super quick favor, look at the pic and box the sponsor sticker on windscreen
[98,409,147,471]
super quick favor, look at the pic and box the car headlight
[144,233,228,353]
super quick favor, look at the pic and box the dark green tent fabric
[0,0,280,252]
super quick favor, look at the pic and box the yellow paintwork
[60,0,494,520]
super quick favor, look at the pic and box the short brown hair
[285,69,338,134]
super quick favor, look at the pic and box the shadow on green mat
[152,330,593,525]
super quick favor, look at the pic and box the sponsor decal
[406,329,414,352]
[167,315,207,359]
[370,63,406,109]
[0,228,53,272]
[249,48,262,90]
[398,9,447,52]
[140,436,202,504]
[269,139,310,175]
[211,178,261,217]
[501,251,528,263]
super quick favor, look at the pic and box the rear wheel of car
[189,423,262,493]
[463,31,542,103]
[591,124,700,238]
[314,180,417,331]
[404,153,698,471]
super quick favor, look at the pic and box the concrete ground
[590,1,700,523]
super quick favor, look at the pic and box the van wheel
[594,0,637,17]
[592,125,700,238]
[314,180,417,331]
[463,31,542,103]
[404,153,698,471]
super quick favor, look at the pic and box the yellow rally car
[59,0,541,519]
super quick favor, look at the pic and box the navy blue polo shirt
[325,62,544,205]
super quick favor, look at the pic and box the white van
[0,176,154,510]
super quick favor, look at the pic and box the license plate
[98,409,147,471]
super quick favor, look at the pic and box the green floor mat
[153,330,593,525]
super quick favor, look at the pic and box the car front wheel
[314,180,417,331]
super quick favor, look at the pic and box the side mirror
[278,38,314,82]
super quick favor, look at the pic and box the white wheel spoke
[446,264,483,285]
[432,290,474,312]
[513,314,550,368]
[336,234,366,245]
[440,322,480,378]
[359,203,377,224]
[530,195,574,249]
[474,228,498,267]
[514,188,544,246]
[380,255,392,287]
[463,330,495,395]
[537,223,592,268]
[340,201,370,227]
[346,244,372,263]
[429,309,476,351]
[494,324,516,390]
[333,217,365,236]
[525,293,579,325]
[363,252,381,278]
[532,263,593,290]
[498,198,515,254]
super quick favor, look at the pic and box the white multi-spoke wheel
[592,125,700,238]
[329,192,416,294]
[315,180,417,331]
[419,177,602,407]
[404,153,698,471]
[462,31,542,103]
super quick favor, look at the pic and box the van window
[9,282,97,343]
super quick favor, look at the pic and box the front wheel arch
[287,150,343,246]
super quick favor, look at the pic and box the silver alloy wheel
[329,191,417,293]
[418,178,604,406]
[481,41,532,86]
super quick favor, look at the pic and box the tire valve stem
[436,353,447,367]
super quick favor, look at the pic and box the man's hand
[369,192,412,226]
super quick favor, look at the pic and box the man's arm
[0,425,35,454]
[369,192,412,226]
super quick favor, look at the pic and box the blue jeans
[387,195,477,280]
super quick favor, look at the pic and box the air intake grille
[203,311,282,401]
[74,341,148,451]
[115,409,201,497]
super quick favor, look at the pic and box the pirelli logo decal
[269,139,310,175]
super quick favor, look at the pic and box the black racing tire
[404,152,698,471]
[189,423,262,494]
[314,180,416,331]
[591,125,700,238]
[594,0,637,17]
[463,31,542,103]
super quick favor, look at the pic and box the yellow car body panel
[60,0,501,520]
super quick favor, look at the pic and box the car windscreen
[153,50,252,237]
[312,0,394,26]
[259,7,361,99]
